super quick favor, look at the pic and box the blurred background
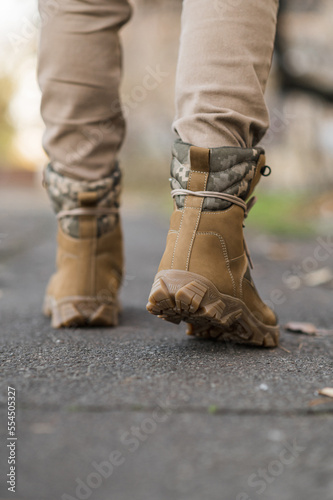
[0,0,333,235]
[1,4,333,498]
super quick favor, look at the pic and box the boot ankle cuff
[43,163,121,238]
[170,140,265,211]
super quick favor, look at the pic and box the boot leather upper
[44,164,124,306]
[158,144,277,326]
[46,220,123,304]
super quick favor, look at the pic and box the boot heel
[147,270,279,347]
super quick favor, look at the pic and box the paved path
[0,190,333,500]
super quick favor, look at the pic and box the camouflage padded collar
[170,140,265,211]
[43,163,121,238]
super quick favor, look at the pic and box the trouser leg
[147,0,281,346]
[38,0,132,181]
[173,0,279,148]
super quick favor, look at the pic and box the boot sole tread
[43,296,119,328]
[147,270,279,347]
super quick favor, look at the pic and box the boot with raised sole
[147,141,279,347]
[43,164,123,328]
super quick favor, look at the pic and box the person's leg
[173,0,279,148]
[38,0,132,181]
[147,0,280,347]
[38,0,132,328]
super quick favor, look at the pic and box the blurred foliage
[153,189,315,237]
[0,75,16,166]
[247,191,314,237]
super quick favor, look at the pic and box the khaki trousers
[38,0,279,182]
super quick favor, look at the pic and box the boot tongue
[77,192,99,206]
[171,141,265,211]
[189,146,210,173]
[77,192,99,239]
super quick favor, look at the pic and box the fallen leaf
[265,243,294,261]
[284,322,317,336]
[308,398,331,407]
[279,345,291,354]
[318,387,333,399]
[303,267,333,287]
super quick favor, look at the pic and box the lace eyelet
[261,165,271,177]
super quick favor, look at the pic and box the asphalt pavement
[0,187,333,500]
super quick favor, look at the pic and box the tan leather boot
[43,164,123,328]
[147,141,279,347]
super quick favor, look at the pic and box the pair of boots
[43,141,279,347]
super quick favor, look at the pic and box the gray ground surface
[0,189,333,500]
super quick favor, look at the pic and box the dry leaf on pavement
[284,322,318,336]
[318,388,333,399]
[303,267,333,287]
